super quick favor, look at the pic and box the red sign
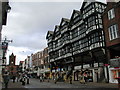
[104,64,109,66]
[114,67,120,69]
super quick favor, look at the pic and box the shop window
[112,70,118,79]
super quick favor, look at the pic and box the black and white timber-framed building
[46,0,107,82]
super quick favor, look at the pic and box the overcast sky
[2,0,106,65]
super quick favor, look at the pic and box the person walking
[83,72,88,83]
[69,75,72,84]
[47,75,50,82]
[12,75,16,83]
[39,75,42,82]
[79,72,85,84]
[54,73,58,84]
[26,76,30,84]
[21,74,26,85]
[3,72,10,88]
[16,73,20,82]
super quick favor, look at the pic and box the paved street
[1,78,119,90]
[23,78,118,89]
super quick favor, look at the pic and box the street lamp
[6,4,11,13]
[1,37,12,72]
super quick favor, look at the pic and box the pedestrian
[69,75,72,84]
[79,72,85,84]
[3,72,10,88]
[21,74,26,85]
[54,73,58,84]
[47,76,50,82]
[83,72,88,83]
[26,76,30,84]
[19,73,23,82]
[42,74,44,82]
[40,75,42,82]
[12,75,16,83]
[17,73,20,82]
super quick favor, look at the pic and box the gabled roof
[46,31,54,39]
[81,0,96,10]
[54,25,60,33]
[70,9,81,22]
[62,18,70,23]
[53,25,60,38]
[60,18,70,27]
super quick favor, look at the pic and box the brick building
[102,1,120,83]
[6,53,18,78]
[31,47,49,78]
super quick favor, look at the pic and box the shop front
[73,65,81,81]
[74,63,105,83]
[109,67,120,83]
[109,58,120,83]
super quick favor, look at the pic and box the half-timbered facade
[46,0,107,82]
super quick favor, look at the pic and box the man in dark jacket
[3,72,10,88]
[12,75,16,83]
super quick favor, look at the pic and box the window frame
[108,8,115,20]
[108,24,119,40]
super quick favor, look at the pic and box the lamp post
[1,37,12,73]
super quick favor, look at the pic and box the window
[108,8,115,20]
[108,24,119,40]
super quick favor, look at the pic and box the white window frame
[108,24,119,40]
[108,8,115,20]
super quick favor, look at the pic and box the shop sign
[104,64,109,66]
[83,64,90,68]
[74,66,81,70]
[110,58,120,67]
[99,63,104,66]
[94,63,98,67]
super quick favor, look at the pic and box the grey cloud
[3,2,82,51]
